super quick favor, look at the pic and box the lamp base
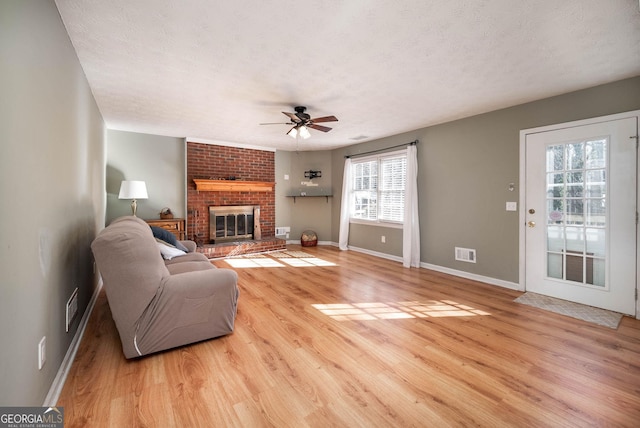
[131,199,138,216]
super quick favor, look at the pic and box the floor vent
[455,247,476,263]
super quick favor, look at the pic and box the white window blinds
[351,152,406,223]
[379,155,406,222]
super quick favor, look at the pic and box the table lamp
[118,180,148,216]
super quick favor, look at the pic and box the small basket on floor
[301,230,318,247]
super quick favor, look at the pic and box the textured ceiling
[55,0,640,151]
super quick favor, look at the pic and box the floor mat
[514,292,623,329]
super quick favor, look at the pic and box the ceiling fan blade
[286,126,298,137]
[260,122,293,125]
[310,115,338,123]
[282,112,301,123]
[308,124,332,132]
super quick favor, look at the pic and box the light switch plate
[506,202,517,211]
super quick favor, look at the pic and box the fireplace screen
[209,205,255,243]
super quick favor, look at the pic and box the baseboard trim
[342,245,404,263]
[420,263,521,291]
[327,242,520,291]
[43,279,103,406]
[286,240,334,246]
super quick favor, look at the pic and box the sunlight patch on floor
[312,300,491,321]
[225,258,285,268]
[223,250,336,268]
[279,257,336,267]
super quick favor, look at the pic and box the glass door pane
[545,138,607,287]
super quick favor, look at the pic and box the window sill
[349,219,403,229]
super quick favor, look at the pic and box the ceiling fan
[261,106,338,139]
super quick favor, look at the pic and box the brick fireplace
[186,141,284,257]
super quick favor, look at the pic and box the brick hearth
[196,237,286,259]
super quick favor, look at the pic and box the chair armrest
[162,268,237,294]
[178,240,197,253]
[134,268,239,356]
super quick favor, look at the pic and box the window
[351,151,406,224]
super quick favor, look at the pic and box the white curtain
[403,144,420,267]
[338,158,352,250]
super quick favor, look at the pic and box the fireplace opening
[209,205,258,243]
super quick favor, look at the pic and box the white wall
[0,0,106,405]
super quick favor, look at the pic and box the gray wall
[0,0,106,405]
[275,150,333,242]
[275,150,293,235]
[90,77,640,294]
[331,76,640,283]
[106,130,185,224]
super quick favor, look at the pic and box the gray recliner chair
[91,216,239,358]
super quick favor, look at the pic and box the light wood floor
[58,245,640,427]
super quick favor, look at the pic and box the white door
[524,115,637,315]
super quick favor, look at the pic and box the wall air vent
[455,247,476,263]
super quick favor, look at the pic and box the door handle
[527,221,536,228]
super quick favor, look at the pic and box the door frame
[519,110,640,319]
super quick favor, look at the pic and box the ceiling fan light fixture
[299,126,311,139]
[269,106,338,139]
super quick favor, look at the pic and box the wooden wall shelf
[286,195,332,203]
[193,179,274,192]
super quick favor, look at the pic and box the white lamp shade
[118,181,148,199]
[299,126,311,139]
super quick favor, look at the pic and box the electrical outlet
[38,336,46,370]
[381,235,386,243]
